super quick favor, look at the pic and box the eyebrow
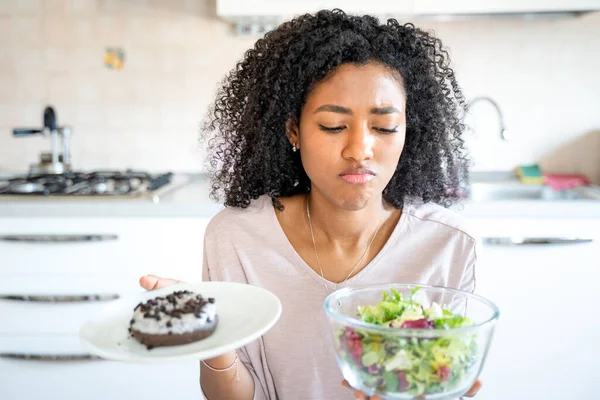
[314,104,352,115]
[370,106,400,115]
[313,104,400,115]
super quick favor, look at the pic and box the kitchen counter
[2,173,600,218]
[453,199,600,218]
[0,174,223,218]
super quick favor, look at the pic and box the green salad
[336,287,478,396]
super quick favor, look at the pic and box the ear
[285,119,300,150]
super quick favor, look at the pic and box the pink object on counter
[543,173,590,190]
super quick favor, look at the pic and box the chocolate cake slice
[129,290,217,350]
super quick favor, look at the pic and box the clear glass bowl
[323,283,499,400]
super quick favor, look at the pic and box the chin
[337,193,373,211]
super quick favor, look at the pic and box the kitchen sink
[466,171,600,202]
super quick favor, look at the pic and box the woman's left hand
[342,379,482,399]
[342,380,381,400]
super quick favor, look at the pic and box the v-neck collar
[267,196,407,291]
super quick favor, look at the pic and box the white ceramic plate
[79,282,282,363]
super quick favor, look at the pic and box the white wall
[425,13,600,172]
[0,1,598,176]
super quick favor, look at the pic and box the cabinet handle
[483,237,593,246]
[0,234,118,243]
[0,353,102,361]
[0,294,120,302]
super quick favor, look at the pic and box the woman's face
[291,62,406,210]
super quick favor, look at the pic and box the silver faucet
[467,96,510,141]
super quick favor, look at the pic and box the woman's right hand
[139,274,253,399]
[139,274,182,291]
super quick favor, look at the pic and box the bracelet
[202,354,240,385]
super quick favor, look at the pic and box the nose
[341,123,374,162]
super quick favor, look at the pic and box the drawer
[0,276,199,335]
[0,334,91,355]
[0,299,113,335]
[0,275,139,295]
[0,336,202,400]
[0,216,209,279]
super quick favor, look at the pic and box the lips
[339,168,376,185]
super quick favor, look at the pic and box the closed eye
[319,125,399,134]
[375,127,399,134]
[319,124,345,133]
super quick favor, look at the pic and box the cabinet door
[415,0,600,14]
[0,336,202,400]
[468,217,599,400]
[0,217,209,283]
[217,0,415,17]
[0,217,212,399]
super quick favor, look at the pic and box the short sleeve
[458,237,480,294]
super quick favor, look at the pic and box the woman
[142,9,481,400]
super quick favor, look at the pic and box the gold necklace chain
[306,196,384,293]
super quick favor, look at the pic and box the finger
[139,275,181,291]
[463,380,482,397]
[354,391,367,400]
[341,379,377,400]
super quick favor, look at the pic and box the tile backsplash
[0,0,256,173]
[0,1,599,178]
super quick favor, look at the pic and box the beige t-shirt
[202,195,477,400]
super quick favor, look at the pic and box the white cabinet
[217,0,415,19]
[414,0,600,14]
[0,215,212,400]
[217,0,600,22]
[0,336,202,400]
[467,216,600,400]
[0,217,209,281]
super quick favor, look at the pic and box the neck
[306,192,387,248]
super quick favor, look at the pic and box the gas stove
[0,170,174,201]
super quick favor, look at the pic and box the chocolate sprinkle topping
[132,290,215,322]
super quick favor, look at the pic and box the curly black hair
[202,9,469,210]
